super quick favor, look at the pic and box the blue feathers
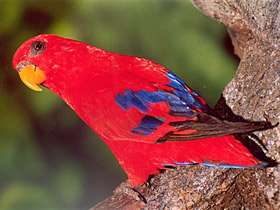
[115,89,167,113]
[165,71,205,112]
[162,161,255,168]
[131,115,165,136]
[165,92,195,117]
[115,70,205,115]
[114,70,207,136]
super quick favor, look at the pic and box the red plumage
[106,135,258,186]
[13,35,266,187]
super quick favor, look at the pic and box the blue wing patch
[114,70,208,136]
[115,71,205,115]
[115,89,167,113]
[165,71,206,113]
[131,115,165,136]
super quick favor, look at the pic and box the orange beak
[18,65,46,91]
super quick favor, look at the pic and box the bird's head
[13,34,101,94]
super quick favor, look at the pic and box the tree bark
[91,1,280,209]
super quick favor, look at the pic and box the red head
[13,34,105,95]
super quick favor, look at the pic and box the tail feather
[157,112,276,143]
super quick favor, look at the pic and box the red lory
[13,34,270,187]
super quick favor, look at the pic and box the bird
[13,34,271,187]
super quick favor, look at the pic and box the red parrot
[13,34,269,187]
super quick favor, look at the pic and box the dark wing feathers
[157,112,274,143]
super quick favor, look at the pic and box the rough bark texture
[91,1,280,209]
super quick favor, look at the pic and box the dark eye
[34,42,44,50]
[31,41,46,56]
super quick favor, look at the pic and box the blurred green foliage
[0,0,238,209]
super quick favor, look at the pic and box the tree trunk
[91,1,280,209]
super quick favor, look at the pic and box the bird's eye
[34,42,43,50]
[31,41,46,55]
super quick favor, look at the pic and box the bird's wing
[114,69,268,143]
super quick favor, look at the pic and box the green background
[0,0,238,209]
